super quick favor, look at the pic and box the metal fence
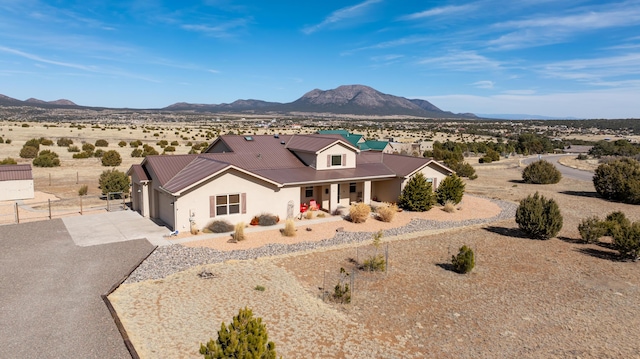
[0,193,128,226]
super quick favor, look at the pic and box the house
[0,164,35,201]
[128,134,453,231]
[317,130,391,152]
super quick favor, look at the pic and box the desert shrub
[163,145,176,152]
[0,137,3,144]
[233,222,246,241]
[186,141,193,146]
[78,185,88,196]
[129,140,142,148]
[19,145,38,159]
[21,123,29,127]
[101,150,122,166]
[118,140,127,147]
[142,144,159,156]
[304,210,314,219]
[32,150,60,167]
[199,307,278,359]
[578,216,606,243]
[593,158,640,204]
[170,140,179,146]
[24,138,40,150]
[450,161,477,179]
[332,268,351,304]
[478,156,492,164]
[5,139,11,144]
[398,172,435,212]
[317,212,326,218]
[98,169,130,195]
[522,160,562,184]
[0,157,17,165]
[82,143,95,152]
[72,151,91,159]
[131,148,143,157]
[156,139,168,148]
[258,213,279,226]
[451,245,475,274]
[206,220,234,233]
[349,202,371,223]
[282,218,296,237]
[94,149,104,158]
[442,200,456,213]
[254,285,266,291]
[57,137,73,147]
[611,221,640,261]
[68,145,80,152]
[577,154,588,160]
[95,139,109,147]
[436,174,465,205]
[604,211,631,232]
[375,203,398,222]
[515,192,563,240]
[39,138,54,146]
[486,148,500,162]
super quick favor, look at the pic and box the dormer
[285,134,359,170]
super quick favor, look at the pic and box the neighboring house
[0,164,34,201]
[318,130,390,152]
[128,134,453,231]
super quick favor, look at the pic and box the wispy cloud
[419,51,502,71]
[489,3,640,49]
[399,5,475,20]
[539,53,640,82]
[181,18,249,38]
[0,46,98,72]
[342,35,433,55]
[302,0,383,34]
[472,80,494,89]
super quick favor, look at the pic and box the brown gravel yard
[110,162,640,358]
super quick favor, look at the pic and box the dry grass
[442,200,456,213]
[233,222,246,241]
[282,219,296,237]
[304,210,314,220]
[375,203,398,222]
[349,202,371,223]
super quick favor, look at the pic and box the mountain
[163,84,475,118]
[0,95,78,108]
[478,113,581,120]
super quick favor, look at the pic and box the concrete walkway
[62,210,173,247]
[0,220,155,358]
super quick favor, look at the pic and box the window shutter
[241,193,246,214]
[209,196,216,217]
[433,178,438,189]
[327,154,331,167]
[342,154,346,166]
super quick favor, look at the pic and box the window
[349,182,356,193]
[331,155,342,166]
[216,194,240,216]
[305,186,313,198]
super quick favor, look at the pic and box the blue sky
[1,0,640,119]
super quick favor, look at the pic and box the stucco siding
[175,169,299,231]
[316,143,357,170]
[372,179,402,203]
[157,191,175,229]
[0,180,34,201]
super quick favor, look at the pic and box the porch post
[329,183,338,212]
[141,183,150,218]
[363,180,372,205]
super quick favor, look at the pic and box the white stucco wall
[174,169,299,231]
[0,180,34,201]
[316,143,357,170]
[372,178,402,203]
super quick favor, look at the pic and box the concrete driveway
[0,219,156,358]
[62,209,173,247]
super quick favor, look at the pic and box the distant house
[317,130,391,152]
[128,134,453,231]
[0,164,34,201]
[563,145,592,154]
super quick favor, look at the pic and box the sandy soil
[109,163,640,358]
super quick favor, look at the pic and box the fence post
[49,173,51,186]
[107,193,110,212]
[351,269,355,303]
[48,199,52,220]
[80,197,83,215]
[385,244,389,273]
[15,202,19,224]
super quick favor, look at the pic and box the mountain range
[0,85,476,118]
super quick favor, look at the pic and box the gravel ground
[125,197,516,283]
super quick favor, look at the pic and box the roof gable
[0,164,33,181]
[286,134,359,154]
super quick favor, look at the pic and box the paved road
[0,219,155,358]
[522,154,594,182]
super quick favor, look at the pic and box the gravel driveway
[0,219,155,359]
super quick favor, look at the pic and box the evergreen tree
[515,192,563,240]
[98,169,130,196]
[398,172,435,212]
[200,307,278,359]
[436,174,465,205]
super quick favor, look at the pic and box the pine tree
[398,172,435,212]
[515,192,563,240]
[436,174,465,205]
[200,307,278,359]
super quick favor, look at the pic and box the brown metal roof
[285,134,358,153]
[137,135,450,195]
[127,164,149,181]
[0,164,33,181]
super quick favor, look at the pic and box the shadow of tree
[435,262,457,273]
[508,179,525,184]
[559,190,599,198]
[483,226,530,239]
[558,236,583,244]
[575,247,622,262]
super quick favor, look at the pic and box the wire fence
[0,193,128,226]
[319,244,390,305]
